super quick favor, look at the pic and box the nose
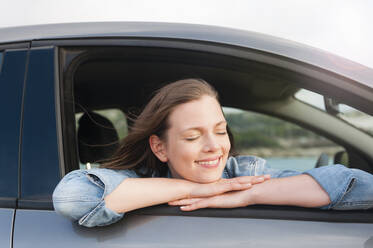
[202,133,220,153]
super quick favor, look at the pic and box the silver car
[0,22,372,248]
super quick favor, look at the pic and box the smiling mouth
[195,156,221,168]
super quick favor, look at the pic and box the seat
[77,111,119,166]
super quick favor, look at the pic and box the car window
[0,50,27,199]
[223,107,344,171]
[295,89,373,137]
[20,48,60,201]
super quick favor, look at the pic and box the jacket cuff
[79,200,124,227]
[77,168,130,227]
[303,164,355,209]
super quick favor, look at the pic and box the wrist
[178,179,197,199]
[244,186,260,206]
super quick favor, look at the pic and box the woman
[53,78,373,227]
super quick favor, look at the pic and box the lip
[195,156,222,168]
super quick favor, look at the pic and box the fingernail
[257,177,264,180]
[180,206,186,210]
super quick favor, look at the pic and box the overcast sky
[2,0,372,69]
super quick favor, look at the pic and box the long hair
[101,78,234,176]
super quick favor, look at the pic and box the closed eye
[216,131,227,135]
[185,136,199,141]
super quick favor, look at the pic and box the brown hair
[101,78,234,176]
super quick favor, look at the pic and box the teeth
[197,159,219,165]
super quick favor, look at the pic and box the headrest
[78,112,119,164]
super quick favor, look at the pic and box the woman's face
[162,95,231,183]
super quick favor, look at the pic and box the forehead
[168,95,225,130]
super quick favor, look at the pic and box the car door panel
[12,209,373,248]
[0,209,14,248]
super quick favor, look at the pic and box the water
[265,157,323,172]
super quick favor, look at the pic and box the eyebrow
[182,121,227,132]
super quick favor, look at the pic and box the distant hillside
[225,111,336,153]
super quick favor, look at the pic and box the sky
[1,0,372,69]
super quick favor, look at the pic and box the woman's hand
[171,174,270,210]
[189,175,270,199]
[170,174,331,211]
[169,187,257,211]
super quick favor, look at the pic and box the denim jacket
[52,156,373,227]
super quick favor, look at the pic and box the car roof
[1,22,372,88]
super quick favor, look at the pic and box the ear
[149,135,168,162]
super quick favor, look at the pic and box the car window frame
[55,40,373,223]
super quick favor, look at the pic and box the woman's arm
[105,175,270,213]
[169,174,330,211]
[247,174,330,207]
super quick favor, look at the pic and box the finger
[187,194,248,211]
[193,178,253,198]
[253,174,271,184]
[168,198,203,206]
[219,178,252,192]
[234,175,270,183]
[180,199,212,211]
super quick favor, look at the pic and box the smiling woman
[148,95,231,183]
[52,78,373,227]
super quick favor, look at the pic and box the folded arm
[105,175,269,213]
[169,174,331,211]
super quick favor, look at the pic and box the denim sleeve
[225,155,302,178]
[267,163,373,210]
[304,165,373,210]
[226,156,373,210]
[52,168,139,227]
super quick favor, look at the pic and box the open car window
[59,44,373,224]
[223,107,345,171]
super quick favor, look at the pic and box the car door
[11,37,373,248]
[0,44,29,248]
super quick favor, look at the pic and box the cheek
[222,136,231,154]
[167,139,199,164]
[175,141,200,161]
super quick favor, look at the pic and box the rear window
[0,50,27,199]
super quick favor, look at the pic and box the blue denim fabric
[53,156,373,227]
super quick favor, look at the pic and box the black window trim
[0,198,17,208]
